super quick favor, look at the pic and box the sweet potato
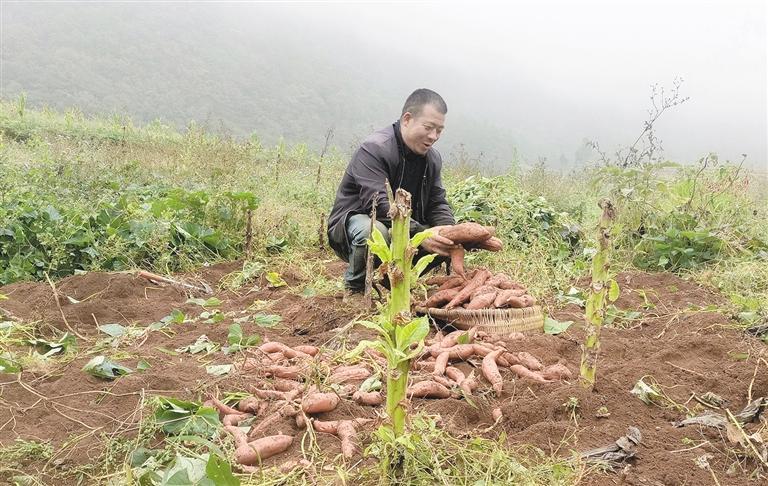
[266,365,303,380]
[459,375,479,397]
[337,420,358,459]
[426,274,454,286]
[301,392,339,414]
[471,285,497,299]
[541,363,573,381]
[423,288,461,308]
[482,350,504,395]
[516,352,543,371]
[312,418,372,435]
[499,352,520,367]
[438,276,466,291]
[237,396,262,414]
[446,269,492,309]
[493,289,527,307]
[223,412,252,426]
[414,360,436,372]
[466,291,497,310]
[433,351,450,376]
[444,366,466,384]
[248,404,297,439]
[236,434,293,465]
[209,397,241,417]
[510,364,550,383]
[407,380,451,399]
[432,374,456,389]
[329,366,371,384]
[440,328,476,348]
[449,246,466,278]
[474,236,503,252]
[352,390,383,406]
[272,379,305,393]
[472,343,495,357]
[441,222,492,244]
[430,343,476,360]
[294,345,319,357]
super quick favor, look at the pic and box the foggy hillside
[1,1,765,169]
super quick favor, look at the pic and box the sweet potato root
[237,396,263,414]
[471,285,497,299]
[407,380,451,399]
[301,392,339,414]
[294,345,319,357]
[510,364,550,383]
[541,363,573,381]
[441,222,492,244]
[266,365,303,380]
[466,291,497,309]
[516,352,543,371]
[223,412,252,426]
[444,366,466,384]
[482,350,504,395]
[493,289,527,307]
[209,396,241,417]
[337,420,358,459]
[492,408,503,421]
[328,366,371,384]
[426,274,454,286]
[433,351,450,376]
[430,343,476,360]
[446,269,491,309]
[423,288,461,308]
[352,390,383,406]
[449,246,466,278]
[235,434,294,465]
[474,236,503,252]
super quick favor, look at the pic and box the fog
[2,0,765,169]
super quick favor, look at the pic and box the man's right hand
[421,225,459,257]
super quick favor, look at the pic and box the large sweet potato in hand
[441,222,492,244]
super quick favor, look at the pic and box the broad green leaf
[630,377,661,405]
[412,254,437,280]
[227,323,244,345]
[544,317,573,335]
[154,398,220,437]
[205,454,240,486]
[409,229,433,249]
[396,317,429,351]
[186,297,222,308]
[608,279,620,302]
[27,333,77,357]
[82,355,133,379]
[367,226,392,262]
[161,309,186,325]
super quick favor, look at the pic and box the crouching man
[327,88,458,293]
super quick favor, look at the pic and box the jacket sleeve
[426,156,456,227]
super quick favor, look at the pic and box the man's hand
[420,225,459,257]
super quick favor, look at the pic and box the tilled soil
[1,263,765,485]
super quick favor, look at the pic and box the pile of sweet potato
[214,329,570,471]
[422,269,536,310]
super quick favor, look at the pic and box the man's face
[401,103,446,155]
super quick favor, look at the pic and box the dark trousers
[340,214,447,290]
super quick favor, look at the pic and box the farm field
[1,102,767,485]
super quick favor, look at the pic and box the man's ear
[401,112,413,127]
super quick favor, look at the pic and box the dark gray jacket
[327,122,455,258]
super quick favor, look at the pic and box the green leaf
[367,226,392,262]
[251,313,282,328]
[175,335,217,355]
[27,333,77,357]
[137,359,151,371]
[227,323,244,345]
[186,297,222,308]
[99,323,126,337]
[266,272,287,288]
[608,279,620,302]
[412,254,437,280]
[154,398,220,437]
[0,355,21,373]
[360,373,382,392]
[544,317,573,335]
[82,355,133,379]
[456,331,470,345]
[161,309,186,325]
[630,377,661,405]
[728,351,749,361]
[395,317,429,351]
[206,364,233,376]
[205,454,240,486]
[409,229,433,249]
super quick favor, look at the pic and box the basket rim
[413,305,542,318]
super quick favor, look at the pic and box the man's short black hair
[401,88,447,117]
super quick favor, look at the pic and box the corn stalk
[580,198,618,389]
[348,185,435,437]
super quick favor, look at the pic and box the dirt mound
[1,266,765,485]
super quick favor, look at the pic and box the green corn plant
[580,198,619,389]
[348,186,436,437]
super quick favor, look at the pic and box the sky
[1,0,766,169]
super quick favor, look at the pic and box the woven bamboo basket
[414,305,544,337]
